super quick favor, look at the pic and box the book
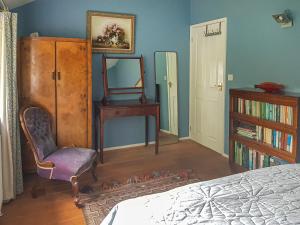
[263,155,270,167]
[242,146,249,168]
[249,149,253,170]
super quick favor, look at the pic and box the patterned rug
[81,170,202,225]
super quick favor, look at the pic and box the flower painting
[87,11,135,53]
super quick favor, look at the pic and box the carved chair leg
[91,160,98,182]
[71,176,83,208]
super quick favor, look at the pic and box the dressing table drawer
[103,105,158,119]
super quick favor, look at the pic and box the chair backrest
[20,106,57,162]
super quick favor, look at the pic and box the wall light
[272,10,293,28]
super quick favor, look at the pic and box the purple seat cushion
[23,107,57,160]
[38,148,96,181]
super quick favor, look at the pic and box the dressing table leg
[145,116,149,146]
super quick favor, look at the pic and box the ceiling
[5,0,35,9]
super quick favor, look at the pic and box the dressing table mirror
[155,51,179,145]
[94,55,160,163]
[102,55,146,104]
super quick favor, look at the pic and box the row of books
[262,127,293,152]
[234,142,289,170]
[236,98,293,125]
[236,124,293,152]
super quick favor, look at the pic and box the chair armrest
[37,161,55,169]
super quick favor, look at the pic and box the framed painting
[87,11,135,53]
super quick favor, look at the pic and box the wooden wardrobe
[19,37,92,173]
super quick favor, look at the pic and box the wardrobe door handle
[52,72,56,80]
[57,72,61,80]
[80,93,87,99]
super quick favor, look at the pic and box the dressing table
[94,56,160,163]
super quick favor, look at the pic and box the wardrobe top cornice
[21,36,88,43]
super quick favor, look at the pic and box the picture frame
[87,11,135,54]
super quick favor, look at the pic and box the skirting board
[160,129,171,134]
[104,141,155,151]
[179,136,191,141]
[103,136,191,151]
[160,129,179,136]
[222,153,229,158]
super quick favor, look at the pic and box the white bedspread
[101,164,300,225]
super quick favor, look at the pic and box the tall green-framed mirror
[155,51,179,145]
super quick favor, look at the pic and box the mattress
[101,164,300,225]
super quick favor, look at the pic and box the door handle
[168,81,172,88]
[57,72,61,80]
[52,72,56,80]
[216,82,223,91]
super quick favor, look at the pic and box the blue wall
[15,0,190,148]
[191,0,300,154]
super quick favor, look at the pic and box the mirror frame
[154,51,179,144]
[102,55,146,103]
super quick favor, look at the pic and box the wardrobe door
[19,39,56,172]
[20,39,56,129]
[56,41,88,147]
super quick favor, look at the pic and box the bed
[100,164,300,225]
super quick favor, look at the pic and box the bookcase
[229,88,300,169]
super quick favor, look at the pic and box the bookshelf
[229,88,300,169]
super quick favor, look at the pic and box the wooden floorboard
[1,140,244,225]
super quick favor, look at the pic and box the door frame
[189,17,227,155]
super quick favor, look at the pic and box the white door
[166,52,178,136]
[189,18,227,154]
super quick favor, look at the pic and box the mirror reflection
[155,51,179,145]
[106,58,142,89]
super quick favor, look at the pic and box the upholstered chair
[19,106,98,208]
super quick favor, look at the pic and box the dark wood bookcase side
[229,88,300,164]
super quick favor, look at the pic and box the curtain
[0,11,23,216]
